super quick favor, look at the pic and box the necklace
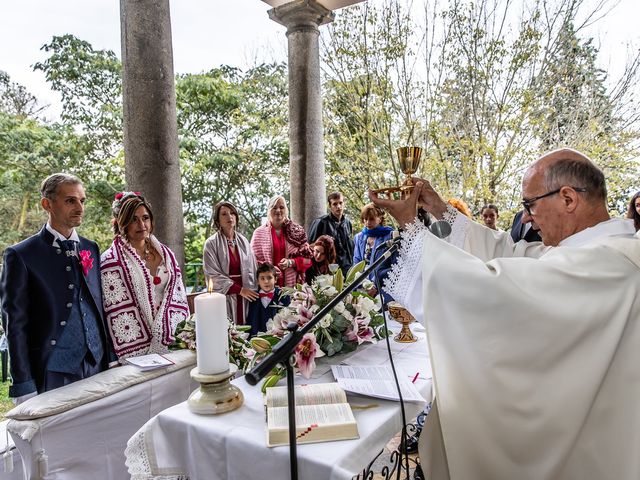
[133,240,161,285]
[135,241,151,262]
[226,236,237,249]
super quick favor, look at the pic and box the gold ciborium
[387,301,417,343]
[371,146,423,197]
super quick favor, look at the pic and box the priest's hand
[411,177,448,220]
[368,181,424,229]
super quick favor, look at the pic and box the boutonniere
[79,250,94,276]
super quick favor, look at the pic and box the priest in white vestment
[371,148,640,480]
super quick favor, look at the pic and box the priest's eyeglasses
[521,187,587,216]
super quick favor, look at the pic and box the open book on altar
[265,383,359,447]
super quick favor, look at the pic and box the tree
[0,70,46,119]
[321,0,422,220]
[30,36,291,262]
[34,34,124,170]
[321,0,640,226]
[178,64,290,241]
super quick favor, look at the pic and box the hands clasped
[368,177,448,228]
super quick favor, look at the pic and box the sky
[1,0,639,121]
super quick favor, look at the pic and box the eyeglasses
[521,187,587,216]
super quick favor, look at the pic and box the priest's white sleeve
[383,219,430,324]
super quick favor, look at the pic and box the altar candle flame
[208,278,214,294]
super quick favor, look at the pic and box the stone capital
[268,0,335,34]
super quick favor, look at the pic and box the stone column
[269,0,334,230]
[120,0,185,266]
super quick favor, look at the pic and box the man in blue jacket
[0,173,114,403]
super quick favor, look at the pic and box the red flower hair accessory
[112,191,142,217]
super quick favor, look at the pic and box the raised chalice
[387,301,417,343]
[371,146,423,198]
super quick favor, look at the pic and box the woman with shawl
[203,201,258,324]
[100,193,189,358]
[353,203,395,298]
[250,195,312,287]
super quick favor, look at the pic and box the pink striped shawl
[251,223,310,287]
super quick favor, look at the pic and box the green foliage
[178,64,290,247]
[321,0,640,227]
[34,34,123,165]
[0,109,100,252]
[0,70,45,119]
[0,380,12,418]
[2,37,290,267]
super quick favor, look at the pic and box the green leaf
[346,261,366,284]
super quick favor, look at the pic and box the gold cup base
[187,364,244,415]
[388,301,417,343]
[394,324,417,343]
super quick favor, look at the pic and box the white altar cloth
[125,325,432,480]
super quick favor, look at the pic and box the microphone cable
[373,242,411,479]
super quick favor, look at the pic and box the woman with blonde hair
[447,198,473,218]
[251,195,312,287]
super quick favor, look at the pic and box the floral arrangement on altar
[171,262,389,390]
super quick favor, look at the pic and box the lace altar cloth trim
[125,429,189,480]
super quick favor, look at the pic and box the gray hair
[267,195,289,218]
[543,152,607,202]
[40,173,83,200]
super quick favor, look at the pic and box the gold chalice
[371,146,423,197]
[387,301,417,343]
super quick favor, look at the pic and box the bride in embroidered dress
[202,201,258,325]
[100,193,189,358]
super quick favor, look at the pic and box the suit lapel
[77,238,103,317]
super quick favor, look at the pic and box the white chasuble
[386,218,640,479]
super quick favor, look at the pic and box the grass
[0,381,13,419]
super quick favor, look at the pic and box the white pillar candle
[194,292,229,375]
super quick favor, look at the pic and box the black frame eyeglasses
[521,187,587,216]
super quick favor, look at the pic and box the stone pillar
[269,0,334,230]
[120,0,185,266]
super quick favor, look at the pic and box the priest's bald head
[521,148,610,246]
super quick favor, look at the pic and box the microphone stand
[245,238,402,480]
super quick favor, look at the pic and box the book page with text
[331,365,425,402]
[266,382,348,408]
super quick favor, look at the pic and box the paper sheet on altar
[331,365,426,402]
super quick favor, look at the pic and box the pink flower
[345,316,375,345]
[294,333,322,379]
[79,250,94,276]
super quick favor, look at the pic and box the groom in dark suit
[0,173,113,403]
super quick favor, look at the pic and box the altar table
[125,324,432,480]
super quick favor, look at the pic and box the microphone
[429,220,452,239]
[381,231,403,249]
